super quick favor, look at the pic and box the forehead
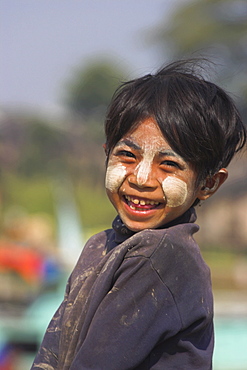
[118,118,169,150]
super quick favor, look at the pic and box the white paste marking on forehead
[105,163,126,193]
[162,176,188,207]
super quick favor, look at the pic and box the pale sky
[0,0,180,113]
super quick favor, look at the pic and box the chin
[123,219,161,232]
[127,225,147,232]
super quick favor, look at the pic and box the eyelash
[115,151,181,169]
[161,160,180,169]
[117,150,136,158]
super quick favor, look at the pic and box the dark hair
[104,59,246,183]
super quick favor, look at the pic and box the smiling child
[32,59,246,370]
[105,117,215,231]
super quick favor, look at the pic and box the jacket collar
[112,207,197,245]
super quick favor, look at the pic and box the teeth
[125,195,159,206]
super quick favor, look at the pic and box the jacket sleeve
[31,277,72,369]
[70,254,182,370]
[31,231,108,369]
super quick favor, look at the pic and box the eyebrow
[115,139,141,151]
[158,150,186,164]
[158,150,180,157]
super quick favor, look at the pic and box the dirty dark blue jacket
[31,207,214,369]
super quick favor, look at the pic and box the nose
[128,162,157,189]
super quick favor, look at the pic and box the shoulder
[124,222,209,285]
[152,223,208,280]
[84,228,112,249]
[126,222,200,263]
[73,228,114,272]
[125,223,212,306]
[131,223,210,286]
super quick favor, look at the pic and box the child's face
[105,117,202,232]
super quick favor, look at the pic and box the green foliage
[152,0,247,104]
[19,117,70,177]
[64,59,127,117]
[0,171,115,236]
[202,249,247,290]
[1,172,56,217]
[74,181,116,231]
[157,0,247,56]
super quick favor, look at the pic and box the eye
[117,150,136,159]
[161,160,181,169]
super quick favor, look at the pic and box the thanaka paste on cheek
[162,176,188,207]
[105,163,127,193]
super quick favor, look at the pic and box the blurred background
[0,0,247,369]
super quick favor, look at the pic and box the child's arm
[69,254,182,369]
[31,276,72,369]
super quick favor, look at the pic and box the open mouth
[124,195,161,211]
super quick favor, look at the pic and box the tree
[18,117,71,177]
[63,59,127,117]
[152,0,247,105]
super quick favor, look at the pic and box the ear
[197,169,228,201]
[103,143,110,166]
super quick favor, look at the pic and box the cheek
[161,177,188,207]
[105,163,127,192]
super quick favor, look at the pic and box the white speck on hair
[162,176,188,207]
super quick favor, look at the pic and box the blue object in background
[213,317,247,370]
